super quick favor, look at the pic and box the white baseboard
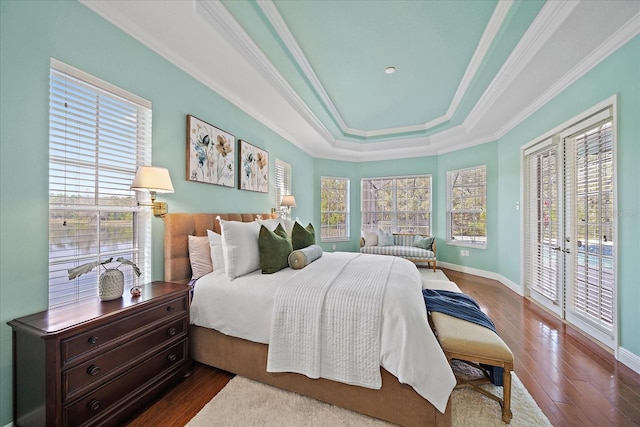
[618,347,640,375]
[4,422,14,427]
[438,261,524,296]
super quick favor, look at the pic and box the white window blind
[275,159,291,214]
[446,166,487,247]
[566,116,615,332]
[523,142,561,304]
[48,59,152,308]
[321,177,350,241]
[361,175,431,235]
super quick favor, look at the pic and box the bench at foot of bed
[430,311,514,423]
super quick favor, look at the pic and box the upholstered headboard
[163,212,277,284]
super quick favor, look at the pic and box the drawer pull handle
[88,399,101,412]
[87,336,99,345]
[167,327,177,336]
[87,365,101,376]
[166,306,174,312]
[167,353,177,363]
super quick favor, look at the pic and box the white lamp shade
[131,166,174,193]
[280,195,297,207]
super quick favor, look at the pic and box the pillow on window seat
[377,230,395,246]
[362,231,378,246]
[414,235,435,251]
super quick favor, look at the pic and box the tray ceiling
[81,0,639,161]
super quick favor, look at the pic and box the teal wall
[495,36,640,357]
[1,1,638,425]
[0,2,313,424]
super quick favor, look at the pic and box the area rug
[186,368,551,427]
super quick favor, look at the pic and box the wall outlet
[460,249,470,256]
[332,244,336,250]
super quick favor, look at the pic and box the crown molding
[80,0,326,157]
[494,10,640,140]
[464,0,580,132]
[80,0,637,163]
[260,0,511,140]
[195,0,336,145]
[258,0,348,132]
[446,0,513,118]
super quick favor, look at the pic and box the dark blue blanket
[422,288,496,332]
[422,288,504,386]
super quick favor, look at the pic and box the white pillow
[363,231,378,247]
[259,218,297,237]
[188,235,213,279]
[257,218,284,232]
[282,218,297,236]
[206,230,226,273]
[218,217,261,279]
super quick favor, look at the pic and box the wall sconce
[280,195,297,220]
[130,166,174,216]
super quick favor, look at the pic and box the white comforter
[190,252,455,412]
[267,253,392,389]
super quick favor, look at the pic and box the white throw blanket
[267,252,393,389]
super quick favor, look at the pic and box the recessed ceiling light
[384,66,396,74]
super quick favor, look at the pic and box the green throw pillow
[292,222,315,250]
[259,224,292,274]
[413,235,435,251]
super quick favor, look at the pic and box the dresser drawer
[63,316,187,401]
[62,295,188,364]
[63,339,187,426]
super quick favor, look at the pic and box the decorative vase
[99,269,124,301]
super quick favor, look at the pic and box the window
[361,175,431,235]
[48,59,152,308]
[320,177,349,241]
[275,159,291,216]
[447,166,487,248]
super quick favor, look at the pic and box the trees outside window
[361,175,431,235]
[446,166,487,248]
[321,177,349,241]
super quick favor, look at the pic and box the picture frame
[186,115,235,188]
[238,140,269,193]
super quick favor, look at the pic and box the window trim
[320,176,350,242]
[446,165,487,249]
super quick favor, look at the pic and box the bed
[163,212,454,427]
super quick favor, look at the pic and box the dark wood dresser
[8,281,191,427]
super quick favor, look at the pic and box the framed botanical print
[238,140,268,193]
[186,115,235,187]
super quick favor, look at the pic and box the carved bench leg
[502,367,513,423]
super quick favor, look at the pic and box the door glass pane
[529,147,561,303]
[571,120,614,330]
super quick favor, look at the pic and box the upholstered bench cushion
[360,245,435,260]
[430,312,513,363]
[423,280,461,292]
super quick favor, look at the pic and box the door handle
[552,246,561,251]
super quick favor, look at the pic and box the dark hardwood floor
[126,269,640,426]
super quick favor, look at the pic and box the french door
[524,107,616,350]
